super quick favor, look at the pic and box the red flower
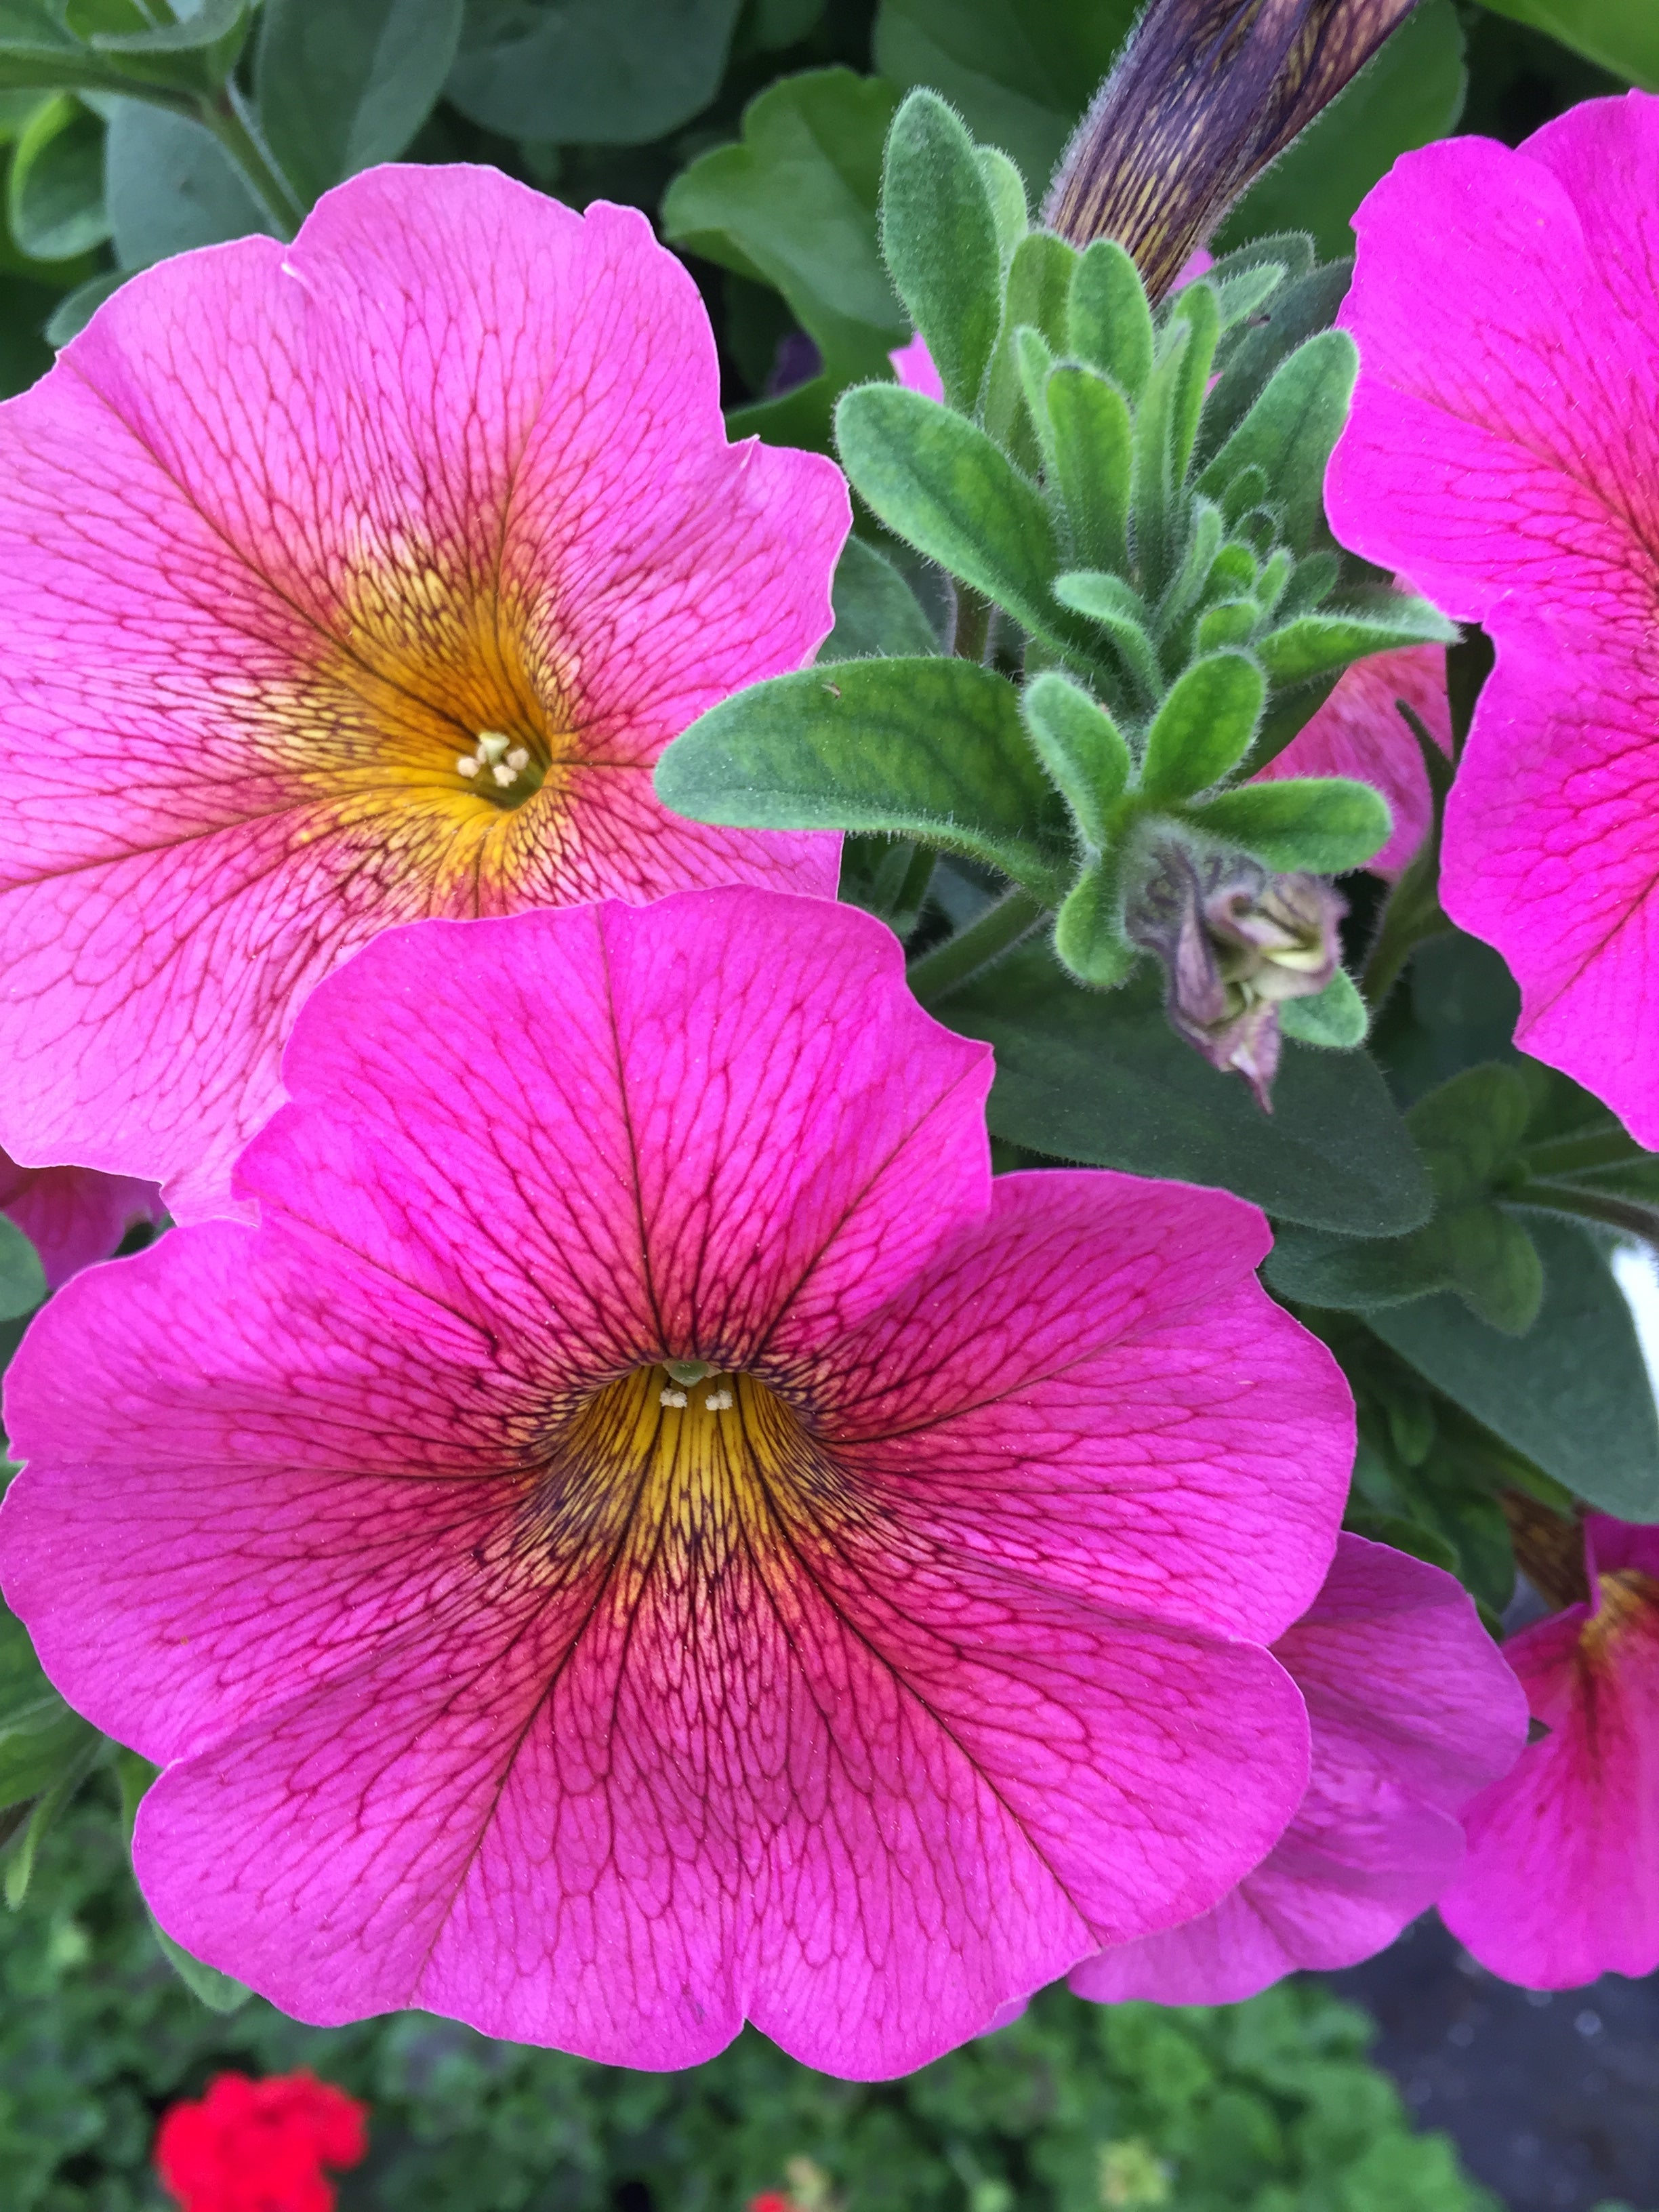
[155,2072,367,2212]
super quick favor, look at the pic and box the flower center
[1581,1568,1659,1662]
[453,729,547,805]
[531,1364,840,1588]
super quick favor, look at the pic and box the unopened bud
[1125,836,1345,1108]
[1043,0,1419,301]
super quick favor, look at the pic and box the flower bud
[1042,0,1419,301]
[1125,835,1345,1107]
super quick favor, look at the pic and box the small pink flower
[1439,1515,1659,1988]
[1256,646,1451,881]
[0,165,848,1224]
[0,1149,163,1291]
[1329,92,1659,1143]
[1069,1534,1526,2003]
[0,888,1353,2077]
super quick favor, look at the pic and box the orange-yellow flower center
[515,1364,860,1620]
[1581,1568,1659,1663]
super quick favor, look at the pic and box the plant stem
[198,87,305,238]
[952,582,992,663]
[908,889,1044,1005]
[1359,874,1448,1012]
[1519,1128,1643,1179]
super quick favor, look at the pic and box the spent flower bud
[1043,0,1420,300]
[1125,836,1345,1108]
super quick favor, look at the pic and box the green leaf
[112,1746,253,2009]
[945,944,1432,1235]
[1045,363,1130,576]
[1021,670,1130,846]
[1218,1,1467,258]
[0,1214,44,1320]
[982,227,1074,454]
[1478,0,1659,91]
[257,0,462,207]
[835,382,1073,648]
[879,87,1002,414]
[818,533,937,662]
[1139,650,1265,802]
[1410,1063,1534,1205]
[7,91,104,260]
[1368,1217,1659,1518]
[974,141,1026,260]
[661,68,903,386]
[104,97,273,268]
[1279,966,1368,1049]
[872,0,1136,192]
[1256,595,1457,688]
[1052,855,1134,988]
[447,0,744,142]
[42,264,120,344]
[0,1610,94,1808]
[68,0,253,98]
[1067,237,1152,404]
[656,656,1069,898]
[1197,264,1353,472]
[1345,1504,1460,1578]
[1191,776,1391,873]
[1197,330,1359,554]
[1051,569,1160,701]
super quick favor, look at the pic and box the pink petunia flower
[0,165,848,1225]
[888,331,944,402]
[0,888,1353,2078]
[0,1149,163,1292]
[1439,1514,1659,1988]
[1256,646,1451,882]
[1328,92,1659,1143]
[1069,1534,1527,2003]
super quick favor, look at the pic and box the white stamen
[476,731,511,764]
[491,762,516,787]
[705,1387,733,1412]
[456,755,481,778]
[505,747,530,771]
[659,1387,688,1408]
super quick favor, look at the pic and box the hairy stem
[908,888,1045,1005]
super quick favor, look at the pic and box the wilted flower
[1330,91,1659,1146]
[0,165,846,1223]
[0,888,1353,2077]
[1044,0,1419,298]
[155,2071,366,2212]
[1071,1534,1526,2003]
[1439,1510,1659,1987]
[0,1149,163,1291]
[1124,837,1346,1107]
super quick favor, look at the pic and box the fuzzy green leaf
[1197,329,1359,553]
[1279,966,1369,1049]
[880,89,1002,414]
[836,382,1071,646]
[1138,650,1265,802]
[1256,595,1458,687]
[656,656,1067,897]
[1067,237,1151,403]
[1021,671,1130,846]
[983,228,1075,453]
[818,534,937,662]
[1053,856,1134,989]
[1190,775,1391,873]
[1044,363,1131,577]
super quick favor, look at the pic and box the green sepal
[1138,649,1265,802]
[1188,775,1391,873]
[880,88,1002,415]
[1044,363,1131,577]
[818,534,937,663]
[656,655,1069,900]
[1210,259,1288,335]
[1257,594,1458,688]
[1197,329,1359,554]
[983,228,1075,454]
[1053,855,1135,989]
[1195,598,1258,652]
[836,382,1071,649]
[1279,967,1369,1050]
[1067,237,1151,403]
[1021,670,1130,846]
